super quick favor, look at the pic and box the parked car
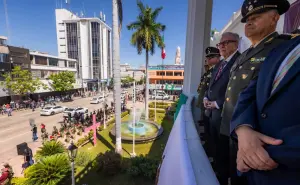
[63,107,89,117]
[40,105,67,116]
[90,97,104,104]
[151,92,170,100]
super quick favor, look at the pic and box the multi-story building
[120,63,145,81]
[55,9,112,91]
[30,51,80,93]
[148,64,184,95]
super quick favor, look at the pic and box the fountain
[110,108,163,143]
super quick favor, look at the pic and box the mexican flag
[161,35,166,59]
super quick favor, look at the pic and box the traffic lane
[0,97,113,142]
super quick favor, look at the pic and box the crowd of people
[197,0,300,185]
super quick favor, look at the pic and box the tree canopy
[49,71,75,92]
[1,66,47,95]
[127,0,166,55]
[121,76,134,85]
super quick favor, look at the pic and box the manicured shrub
[96,151,123,176]
[127,155,159,180]
[75,151,93,167]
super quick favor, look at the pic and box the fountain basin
[110,120,163,143]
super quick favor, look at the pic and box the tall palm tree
[112,0,123,154]
[127,1,166,120]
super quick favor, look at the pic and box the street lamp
[67,141,78,185]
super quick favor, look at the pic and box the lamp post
[132,71,136,157]
[67,141,78,185]
[102,89,106,129]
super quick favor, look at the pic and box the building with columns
[55,9,112,90]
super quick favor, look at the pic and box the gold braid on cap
[246,5,278,16]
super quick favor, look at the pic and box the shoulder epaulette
[277,34,292,40]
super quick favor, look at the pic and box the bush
[24,154,71,185]
[11,177,27,185]
[149,109,166,119]
[75,151,93,167]
[96,151,123,176]
[76,136,89,147]
[35,141,65,160]
[127,155,159,180]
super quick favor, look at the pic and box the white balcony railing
[157,95,219,185]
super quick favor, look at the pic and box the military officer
[196,46,220,156]
[220,0,292,184]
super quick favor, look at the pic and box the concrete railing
[157,95,219,185]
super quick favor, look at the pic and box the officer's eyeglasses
[216,40,237,48]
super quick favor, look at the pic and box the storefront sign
[149,84,182,90]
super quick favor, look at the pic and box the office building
[55,9,112,90]
[120,63,145,81]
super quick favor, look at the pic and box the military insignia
[251,67,255,70]
[242,74,248,79]
[250,57,265,63]
[248,5,253,11]
[291,34,300,39]
[265,37,274,43]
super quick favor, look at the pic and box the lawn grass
[76,113,174,185]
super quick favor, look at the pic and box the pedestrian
[220,0,293,184]
[0,163,13,185]
[31,124,38,141]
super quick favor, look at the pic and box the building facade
[120,63,145,81]
[30,51,80,93]
[148,64,184,95]
[55,9,112,90]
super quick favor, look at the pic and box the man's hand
[203,99,209,108]
[207,101,217,109]
[236,126,283,172]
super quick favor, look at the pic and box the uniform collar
[252,31,277,48]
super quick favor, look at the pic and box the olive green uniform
[220,32,292,136]
[197,67,214,109]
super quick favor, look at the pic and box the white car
[40,105,67,116]
[63,107,89,117]
[90,97,104,104]
[151,93,170,100]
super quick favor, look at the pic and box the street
[0,93,114,164]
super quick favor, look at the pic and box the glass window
[35,56,47,65]
[174,72,182,76]
[0,53,8,63]
[68,61,76,68]
[66,23,78,59]
[49,58,58,66]
[166,72,173,76]
[64,60,68,67]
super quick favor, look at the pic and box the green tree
[35,141,65,161]
[127,1,166,119]
[1,66,47,96]
[49,71,75,92]
[24,154,71,185]
[109,77,114,90]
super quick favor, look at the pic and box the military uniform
[220,32,292,136]
[196,67,213,108]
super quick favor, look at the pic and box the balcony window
[166,72,173,76]
[35,56,47,65]
[68,61,76,68]
[49,58,58,66]
[174,72,182,76]
[156,71,165,76]
[0,53,8,63]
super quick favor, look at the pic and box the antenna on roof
[103,14,106,22]
[100,11,103,20]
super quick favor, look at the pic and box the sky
[0,0,243,68]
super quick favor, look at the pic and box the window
[59,30,65,32]
[60,51,66,53]
[49,58,58,66]
[174,72,182,76]
[66,23,79,59]
[0,53,8,63]
[35,56,47,65]
[58,23,64,26]
[156,71,165,76]
[166,72,173,76]
[59,37,65,39]
[60,44,66,46]
[64,60,68,67]
[68,61,76,68]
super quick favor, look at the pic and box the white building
[55,9,112,90]
[30,51,81,92]
[120,63,145,81]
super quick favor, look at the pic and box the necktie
[271,46,300,93]
[215,60,227,81]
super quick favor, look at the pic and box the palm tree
[35,141,65,160]
[112,0,123,154]
[24,154,71,185]
[127,1,166,119]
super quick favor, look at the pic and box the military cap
[241,0,290,23]
[205,47,220,57]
